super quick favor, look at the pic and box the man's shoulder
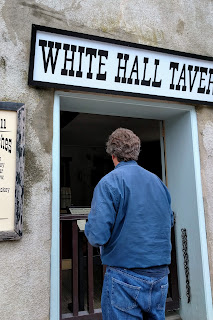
[97,166,128,191]
[98,163,163,186]
[94,170,120,199]
[99,169,118,184]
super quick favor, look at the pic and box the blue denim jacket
[85,161,173,268]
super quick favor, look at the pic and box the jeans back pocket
[157,282,168,310]
[111,277,140,312]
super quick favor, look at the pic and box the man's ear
[112,155,119,167]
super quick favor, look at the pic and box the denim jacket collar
[114,160,138,169]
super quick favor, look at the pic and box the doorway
[60,112,170,317]
[51,92,213,320]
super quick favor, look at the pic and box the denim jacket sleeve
[157,176,174,227]
[165,184,174,227]
[84,178,117,247]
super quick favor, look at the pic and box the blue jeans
[101,267,168,320]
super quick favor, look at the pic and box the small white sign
[0,102,25,241]
[0,110,17,231]
[77,220,86,231]
[68,207,91,215]
[29,25,213,105]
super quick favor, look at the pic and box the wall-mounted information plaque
[0,102,25,241]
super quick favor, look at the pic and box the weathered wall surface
[197,107,213,292]
[0,0,213,319]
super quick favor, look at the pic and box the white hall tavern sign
[29,25,213,106]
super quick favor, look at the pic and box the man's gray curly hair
[106,128,141,162]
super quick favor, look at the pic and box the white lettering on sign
[29,26,213,105]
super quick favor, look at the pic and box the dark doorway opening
[60,112,179,319]
[60,112,162,207]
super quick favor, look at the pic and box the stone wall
[0,1,213,319]
[197,107,213,292]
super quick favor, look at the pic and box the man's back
[85,160,173,268]
[85,128,173,320]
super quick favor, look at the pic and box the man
[85,128,173,320]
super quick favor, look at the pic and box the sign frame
[28,24,213,106]
[0,102,25,241]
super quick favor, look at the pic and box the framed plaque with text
[0,102,25,241]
